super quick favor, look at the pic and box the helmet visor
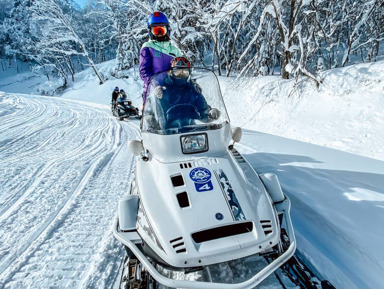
[151,26,167,37]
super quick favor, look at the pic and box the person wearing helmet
[111,86,120,108]
[154,57,220,129]
[118,89,132,106]
[140,11,181,104]
[119,89,127,99]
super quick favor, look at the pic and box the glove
[209,108,221,120]
[193,82,202,94]
[154,86,166,99]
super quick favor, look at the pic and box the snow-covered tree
[2,0,383,85]
[208,0,263,76]
[2,0,35,61]
[0,0,14,57]
[340,0,382,66]
[86,0,147,77]
[266,0,318,81]
[29,0,104,84]
[306,0,384,69]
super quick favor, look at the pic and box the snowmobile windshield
[142,68,230,135]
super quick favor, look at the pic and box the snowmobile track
[0,94,138,288]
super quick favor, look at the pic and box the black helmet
[120,89,125,93]
[114,86,119,91]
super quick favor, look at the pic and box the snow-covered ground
[1,60,384,289]
[221,62,384,161]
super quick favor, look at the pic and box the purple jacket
[139,40,180,103]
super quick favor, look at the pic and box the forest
[1,0,383,87]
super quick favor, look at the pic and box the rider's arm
[139,47,154,85]
[191,85,210,120]
[190,83,221,121]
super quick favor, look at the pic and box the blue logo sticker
[190,167,213,192]
[189,167,211,183]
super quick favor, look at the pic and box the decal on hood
[215,169,246,221]
[189,167,213,192]
[137,204,165,252]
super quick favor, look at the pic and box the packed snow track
[0,93,140,288]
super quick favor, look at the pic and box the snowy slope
[221,61,384,161]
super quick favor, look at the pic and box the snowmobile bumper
[113,197,296,289]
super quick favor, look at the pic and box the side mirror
[232,127,242,143]
[127,140,144,156]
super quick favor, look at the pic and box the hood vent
[231,149,246,163]
[170,237,187,254]
[171,174,185,187]
[180,162,193,169]
[260,220,273,236]
[176,191,190,208]
[192,222,253,243]
[179,159,219,169]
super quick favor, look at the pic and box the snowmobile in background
[113,68,296,289]
[112,95,141,121]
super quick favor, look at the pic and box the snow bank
[220,60,384,161]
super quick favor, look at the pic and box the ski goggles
[172,68,190,79]
[151,26,167,37]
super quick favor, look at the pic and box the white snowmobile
[113,68,296,289]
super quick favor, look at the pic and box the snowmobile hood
[136,141,280,268]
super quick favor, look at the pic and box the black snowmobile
[112,96,141,121]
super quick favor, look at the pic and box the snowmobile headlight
[180,133,208,154]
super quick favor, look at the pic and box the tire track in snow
[0,95,46,133]
[0,140,134,288]
[0,95,115,274]
[0,94,140,288]
[0,96,111,220]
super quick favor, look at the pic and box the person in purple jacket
[139,11,181,104]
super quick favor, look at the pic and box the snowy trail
[0,93,140,288]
